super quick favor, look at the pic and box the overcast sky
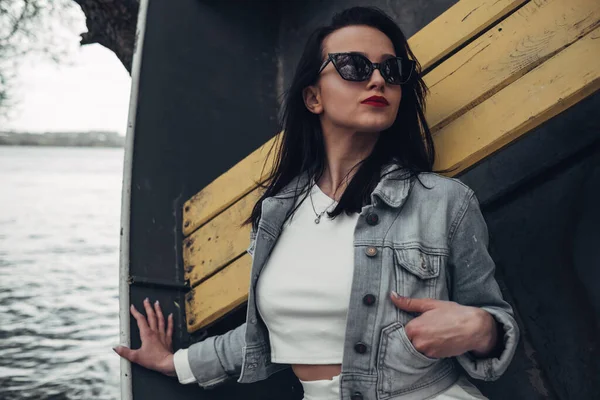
[5,7,131,136]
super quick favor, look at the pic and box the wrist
[160,353,177,377]
[470,309,498,357]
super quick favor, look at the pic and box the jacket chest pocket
[392,247,444,299]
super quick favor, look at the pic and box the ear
[303,85,323,115]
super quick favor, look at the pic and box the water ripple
[0,147,123,400]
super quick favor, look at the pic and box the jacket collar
[370,163,414,208]
[272,162,414,209]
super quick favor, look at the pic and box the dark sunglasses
[318,52,415,85]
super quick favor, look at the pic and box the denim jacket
[185,164,520,400]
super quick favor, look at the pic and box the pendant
[315,215,321,224]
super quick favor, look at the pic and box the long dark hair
[243,6,451,231]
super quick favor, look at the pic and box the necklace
[309,184,337,224]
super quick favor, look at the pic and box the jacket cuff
[187,336,230,389]
[173,349,196,384]
[456,306,520,381]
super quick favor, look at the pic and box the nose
[367,67,386,90]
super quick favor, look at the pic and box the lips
[361,96,389,106]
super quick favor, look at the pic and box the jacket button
[354,342,367,354]
[366,212,379,225]
[363,294,376,306]
[351,392,363,400]
[365,246,378,257]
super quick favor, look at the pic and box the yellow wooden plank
[182,135,279,237]
[424,0,600,132]
[433,26,600,174]
[186,26,600,332]
[185,254,252,333]
[409,0,527,70]
[183,188,261,286]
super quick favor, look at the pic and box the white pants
[299,374,488,400]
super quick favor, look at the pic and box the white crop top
[255,182,359,363]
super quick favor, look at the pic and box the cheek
[392,87,403,110]
[321,84,357,117]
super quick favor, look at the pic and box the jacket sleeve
[186,322,247,389]
[448,189,520,381]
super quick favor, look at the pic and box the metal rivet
[354,342,367,354]
[365,246,378,257]
[366,213,379,225]
[362,294,376,306]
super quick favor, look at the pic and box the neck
[316,121,379,200]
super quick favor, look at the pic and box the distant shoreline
[0,131,125,148]
[0,143,124,148]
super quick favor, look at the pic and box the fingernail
[169,313,173,318]
[391,291,400,298]
[144,297,149,303]
[155,300,160,306]
[112,347,118,353]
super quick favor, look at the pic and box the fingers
[130,299,174,350]
[113,345,137,363]
[155,300,165,335]
[390,292,439,313]
[143,298,158,331]
[130,304,149,336]
[166,313,174,351]
[404,320,418,341]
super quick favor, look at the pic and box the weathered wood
[184,188,261,287]
[185,254,252,332]
[409,0,527,70]
[182,135,278,237]
[423,0,600,131]
[433,25,600,174]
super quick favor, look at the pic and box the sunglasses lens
[382,58,413,84]
[329,54,415,84]
[332,54,371,81]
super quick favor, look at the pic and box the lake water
[0,146,123,400]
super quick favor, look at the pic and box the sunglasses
[318,52,415,85]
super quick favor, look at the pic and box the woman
[114,6,519,400]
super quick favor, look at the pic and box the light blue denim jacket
[186,164,520,400]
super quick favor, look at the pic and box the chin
[357,118,395,133]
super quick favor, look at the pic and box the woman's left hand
[389,292,498,359]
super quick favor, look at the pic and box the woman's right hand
[113,298,176,377]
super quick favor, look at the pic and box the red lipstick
[361,95,389,107]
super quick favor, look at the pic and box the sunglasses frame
[318,52,415,85]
